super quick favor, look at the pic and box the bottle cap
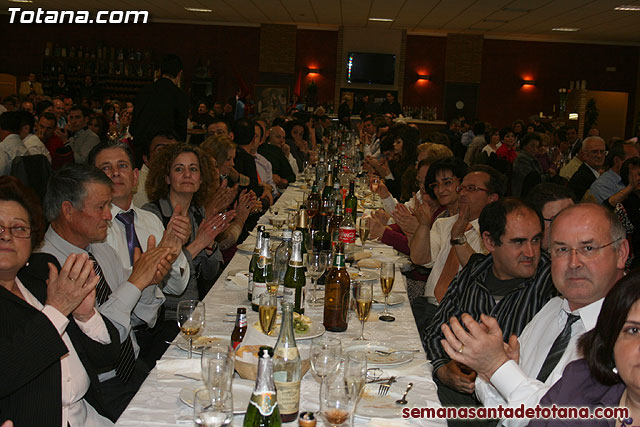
[299,412,317,427]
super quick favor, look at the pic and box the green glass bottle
[243,346,282,427]
[252,232,273,312]
[344,181,357,222]
[248,226,266,303]
[283,231,306,314]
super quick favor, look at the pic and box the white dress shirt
[132,163,150,208]
[106,204,189,296]
[422,214,484,300]
[22,133,52,162]
[254,153,279,197]
[475,297,603,427]
[288,152,299,175]
[16,279,113,427]
[0,133,27,176]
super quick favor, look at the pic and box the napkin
[155,358,201,380]
[228,272,248,288]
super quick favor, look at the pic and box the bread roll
[358,258,382,269]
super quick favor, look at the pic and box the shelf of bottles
[402,106,438,121]
[41,43,156,100]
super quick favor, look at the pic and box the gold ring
[458,344,464,354]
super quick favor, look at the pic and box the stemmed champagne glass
[370,176,380,205]
[310,336,342,407]
[354,281,373,340]
[357,217,370,249]
[344,351,367,425]
[259,293,278,336]
[305,251,329,306]
[177,300,205,359]
[306,198,319,222]
[379,262,395,322]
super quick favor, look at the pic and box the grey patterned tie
[88,251,136,383]
[536,313,580,383]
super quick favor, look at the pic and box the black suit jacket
[569,163,598,200]
[0,253,121,425]
[130,77,189,144]
[258,143,296,184]
[234,146,266,201]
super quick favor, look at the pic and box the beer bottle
[243,346,282,427]
[323,242,351,332]
[252,232,273,312]
[231,307,247,350]
[273,303,302,422]
[283,231,306,314]
[248,225,266,303]
[344,181,357,222]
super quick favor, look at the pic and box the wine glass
[357,217,370,250]
[321,370,356,427]
[193,389,233,427]
[304,251,329,306]
[306,198,319,221]
[177,300,205,359]
[354,281,373,340]
[259,293,278,336]
[370,176,380,205]
[378,262,395,322]
[310,336,342,407]
[287,212,297,230]
[344,351,367,425]
[201,343,234,400]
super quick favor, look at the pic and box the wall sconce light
[417,74,431,81]
[568,113,579,120]
[307,67,321,74]
[522,79,536,86]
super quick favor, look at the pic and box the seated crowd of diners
[1,54,639,427]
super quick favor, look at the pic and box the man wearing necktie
[39,164,174,418]
[440,204,629,427]
[90,141,192,366]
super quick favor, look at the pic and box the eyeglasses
[550,237,622,259]
[0,225,32,239]
[456,184,489,193]
[429,178,458,191]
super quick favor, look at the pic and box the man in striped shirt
[425,198,557,423]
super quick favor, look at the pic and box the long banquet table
[116,179,444,426]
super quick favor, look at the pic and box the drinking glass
[304,251,329,306]
[321,371,356,427]
[177,300,205,359]
[287,212,297,230]
[306,198,320,221]
[379,262,395,322]
[357,217,370,249]
[259,293,278,336]
[201,343,234,400]
[370,176,380,205]
[193,389,233,427]
[310,336,342,407]
[344,351,367,425]
[354,281,373,340]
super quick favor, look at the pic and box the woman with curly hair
[142,143,231,299]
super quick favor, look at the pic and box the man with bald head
[569,136,607,200]
[258,126,296,186]
[440,203,628,426]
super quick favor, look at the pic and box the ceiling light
[614,5,640,10]
[8,0,34,3]
[552,27,580,32]
[368,18,394,22]
[184,7,212,13]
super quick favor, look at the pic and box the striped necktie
[88,251,136,383]
[536,313,580,383]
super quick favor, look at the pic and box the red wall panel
[402,35,447,111]
[295,29,338,105]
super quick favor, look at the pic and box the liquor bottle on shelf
[344,181,357,223]
[243,346,282,427]
[274,229,293,285]
[323,242,351,332]
[252,232,273,312]
[248,225,266,303]
[273,303,302,422]
[231,307,247,350]
[282,231,306,314]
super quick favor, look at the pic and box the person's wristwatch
[450,235,467,246]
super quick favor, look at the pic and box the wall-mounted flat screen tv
[346,52,396,85]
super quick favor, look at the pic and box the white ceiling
[5,0,640,44]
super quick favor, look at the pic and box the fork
[377,376,396,396]
[375,349,420,356]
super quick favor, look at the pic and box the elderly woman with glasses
[0,176,120,426]
[530,269,640,426]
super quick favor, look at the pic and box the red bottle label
[339,227,356,243]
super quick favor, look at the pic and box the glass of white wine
[357,217,370,249]
[259,292,278,336]
[379,262,395,322]
[177,300,205,359]
[354,281,373,340]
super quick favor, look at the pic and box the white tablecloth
[116,180,445,426]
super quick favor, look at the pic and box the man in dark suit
[259,125,296,187]
[569,136,606,200]
[130,54,188,165]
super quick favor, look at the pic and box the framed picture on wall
[255,85,289,125]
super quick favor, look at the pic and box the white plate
[179,378,254,414]
[345,342,414,366]
[347,268,378,282]
[372,293,404,307]
[175,336,229,355]
[355,383,407,419]
[252,319,325,340]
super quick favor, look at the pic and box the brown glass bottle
[231,307,247,350]
[323,242,351,332]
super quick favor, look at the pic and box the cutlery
[374,349,420,356]
[367,377,397,384]
[395,382,413,405]
[377,376,396,397]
